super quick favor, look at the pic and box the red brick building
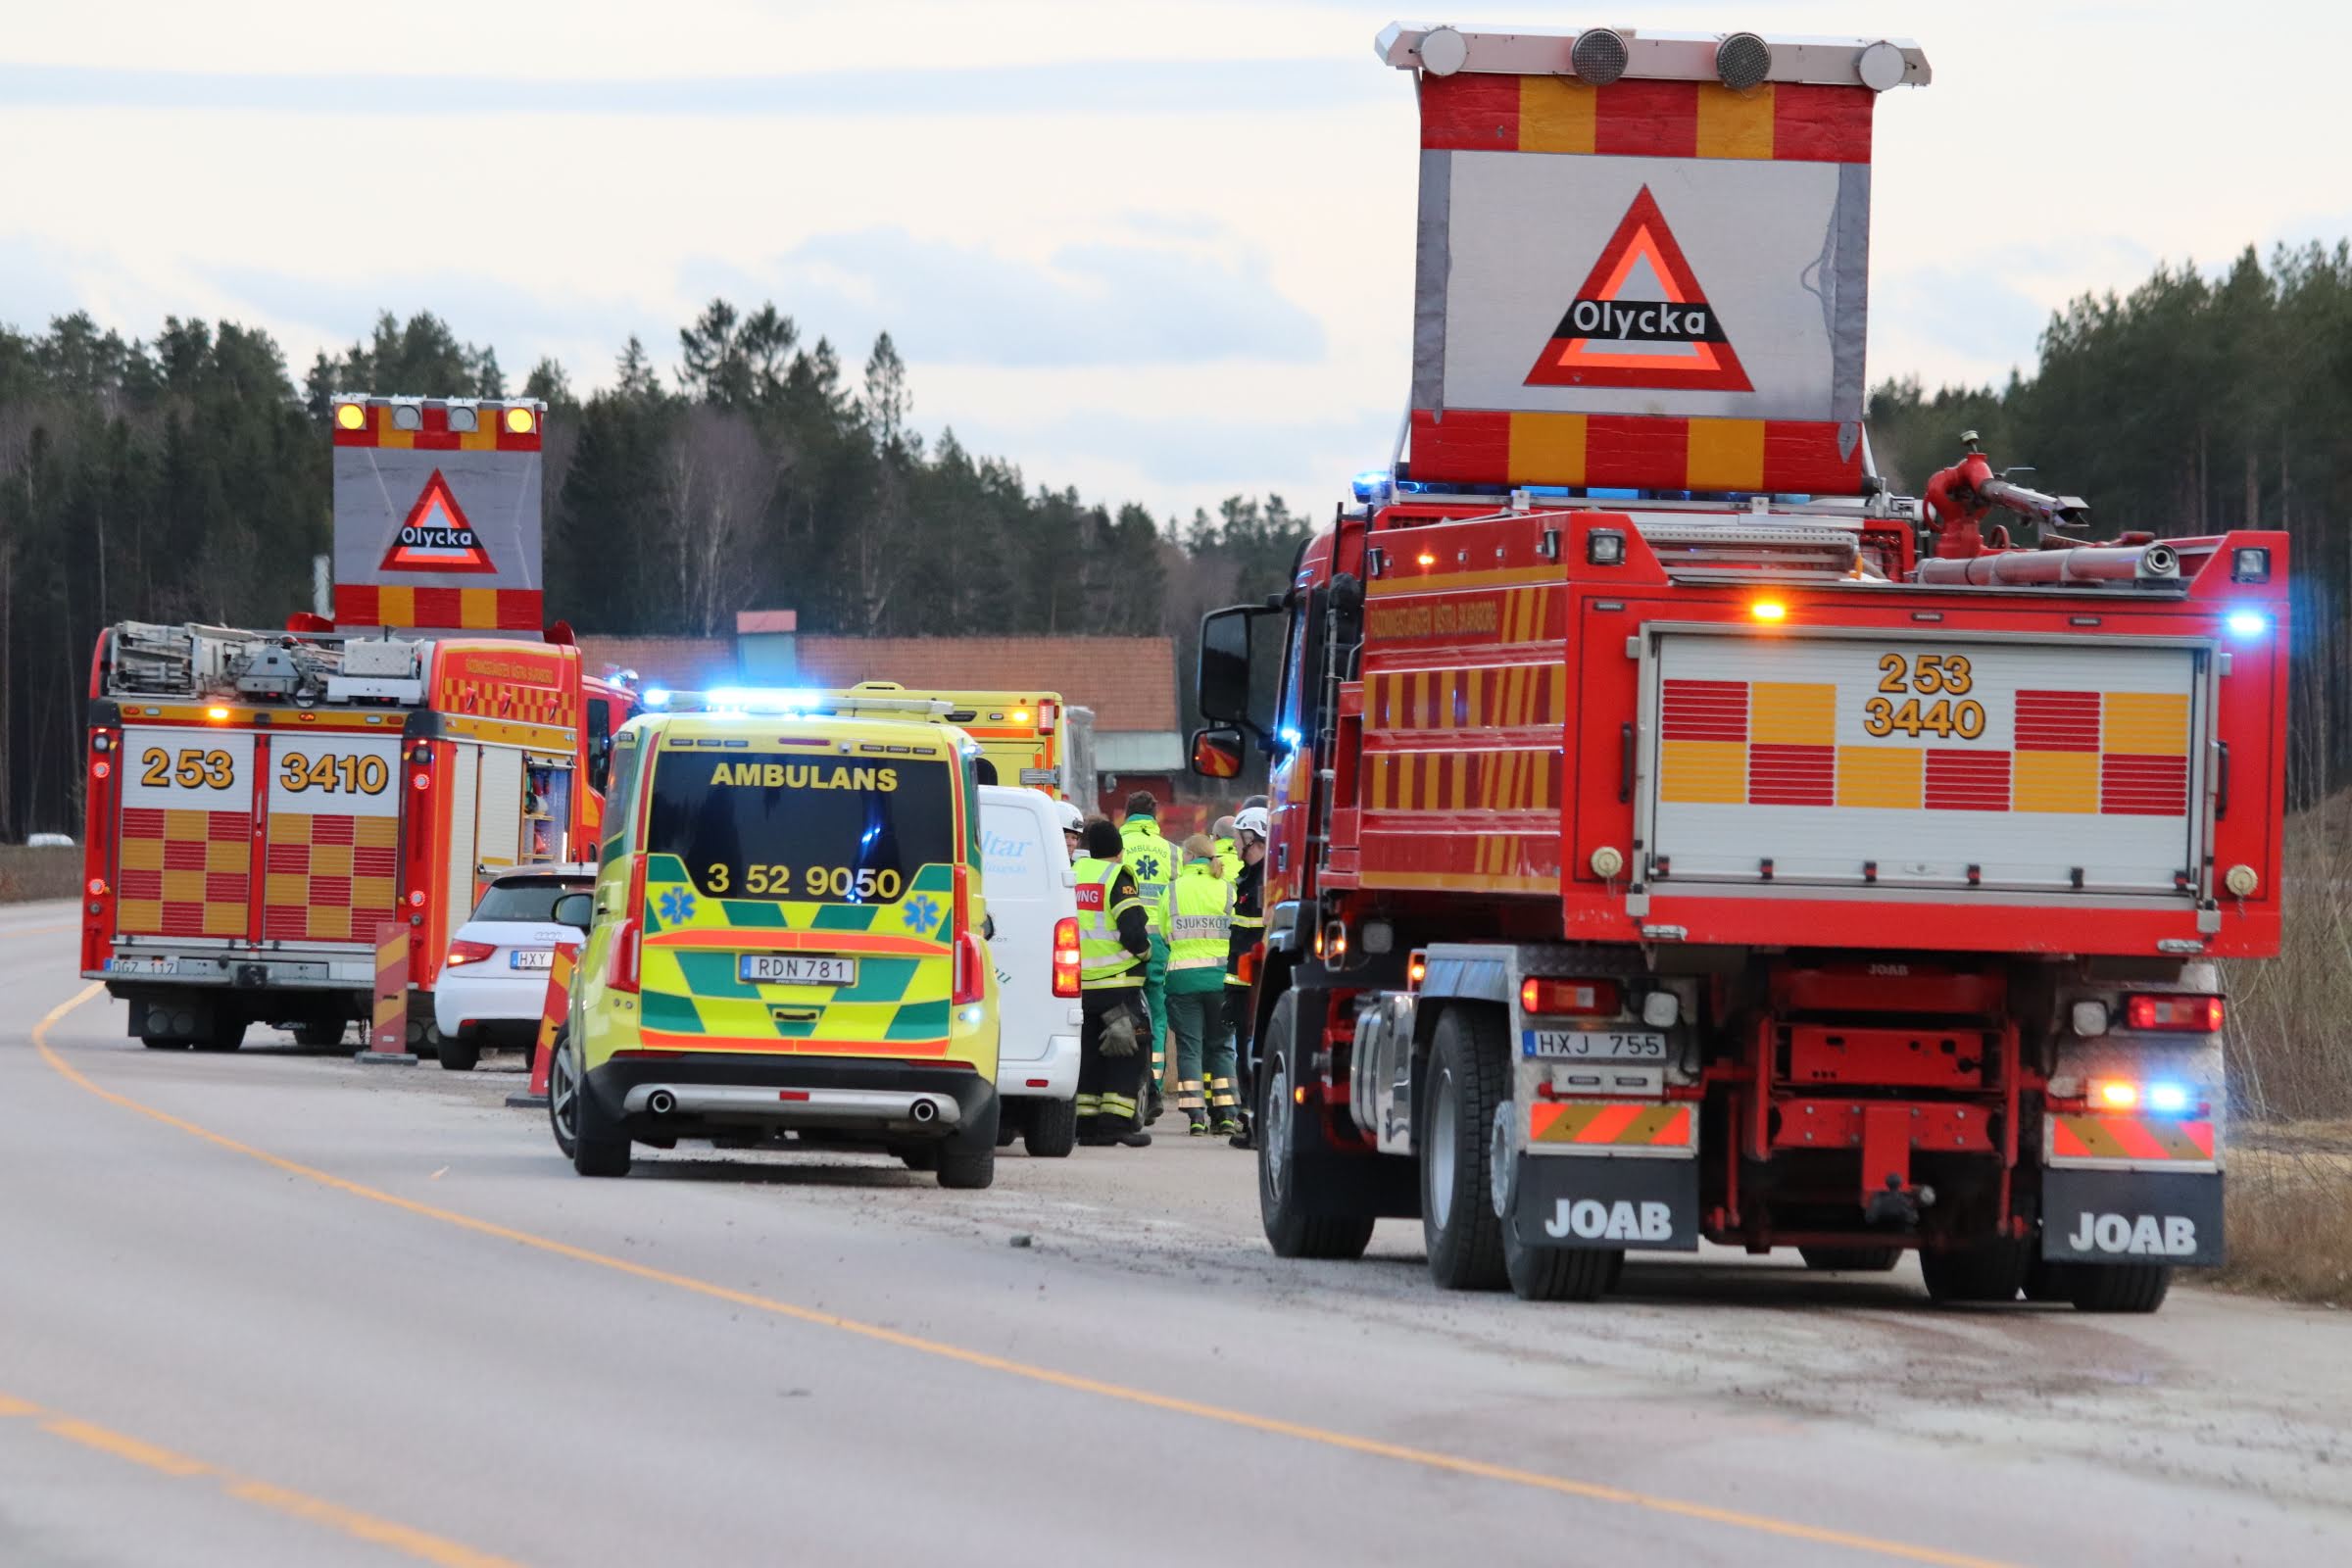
[576,612,1195,820]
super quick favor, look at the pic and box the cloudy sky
[4,1,2345,521]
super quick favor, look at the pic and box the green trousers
[1168,986,1238,1121]
[1144,934,1169,1096]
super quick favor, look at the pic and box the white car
[432,864,596,1073]
[978,785,1081,1156]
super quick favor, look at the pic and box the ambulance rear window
[648,754,955,905]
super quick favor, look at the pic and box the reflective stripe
[1072,856,1144,988]
[1168,864,1232,972]
[1100,1093,1137,1119]
[1119,817,1178,933]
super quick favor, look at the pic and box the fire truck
[1190,24,2286,1311]
[79,626,602,1050]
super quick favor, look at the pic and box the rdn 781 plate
[740,955,857,986]
[1521,1029,1669,1060]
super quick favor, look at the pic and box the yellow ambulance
[548,695,1002,1186]
[830,683,1078,798]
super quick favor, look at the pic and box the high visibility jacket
[1118,814,1178,935]
[1227,858,1264,989]
[1167,861,1233,985]
[1073,856,1147,990]
[1213,836,1238,885]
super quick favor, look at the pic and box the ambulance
[549,694,1003,1186]
[828,683,1090,800]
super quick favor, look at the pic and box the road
[3,901,2348,1568]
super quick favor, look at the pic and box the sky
[3,0,2348,523]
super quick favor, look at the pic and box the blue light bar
[643,687,670,709]
[2226,611,2270,641]
[1351,469,1393,504]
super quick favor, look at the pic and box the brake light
[1520,977,1622,1017]
[954,930,987,1006]
[1038,701,1057,735]
[607,854,648,995]
[1052,916,1081,998]
[445,939,497,967]
[2125,994,2225,1033]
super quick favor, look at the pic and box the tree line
[0,304,1315,835]
[6,239,2351,834]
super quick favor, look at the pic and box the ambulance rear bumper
[585,1054,992,1138]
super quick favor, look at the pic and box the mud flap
[2041,1168,2224,1268]
[1507,1153,1699,1251]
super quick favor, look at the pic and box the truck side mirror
[1199,603,1278,743]
[552,891,595,931]
[1190,726,1245,780]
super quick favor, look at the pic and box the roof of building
[575,633,1179,734]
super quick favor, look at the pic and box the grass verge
[2212,1126,2352,1306]
[0,846,77,904]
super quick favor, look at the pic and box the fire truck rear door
[114,725,258,949]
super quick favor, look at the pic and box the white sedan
[431,864,595,1072]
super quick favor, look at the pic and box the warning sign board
[1522,186,1750,394]
[379,471,496,573]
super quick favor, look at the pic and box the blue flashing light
[1351,469,1393,504]
[2146,1081,2192,1115]
[2226,611,2270,641]
[643,688,670,709]
[704,686,826,713]
[1586,486,1642,501]
[1277,725,1303,752]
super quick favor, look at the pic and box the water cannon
[1922,432,2091,558]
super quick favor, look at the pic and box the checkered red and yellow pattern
[117,808,251,938]
[1409,409,1864,495]
[264,813,399,943]
[334,584,543,632]
[1659,680,2192,816]
[2048,1113,2215,1163]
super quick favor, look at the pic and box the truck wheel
[141,1036,188,1051]
[547,1029,579,1158]
[1257,991,1376,1261]
[938,1096,1001,1190]
[1421,1004,1507,1292]
[1024,1097,1078,1159]
[1799,1246,1904,1273]
[2067,1263,2172,1314]
[290,1019,345,1050]
[1503,1222,1620,1302]
[437,1035,481,1073]
[1920,1239,2030,1304]
[191,1016,245,1053]
[564,1037,630,1178]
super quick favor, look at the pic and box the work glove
[1099,1008,1141,1058]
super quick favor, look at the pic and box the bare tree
[660,405,780,636]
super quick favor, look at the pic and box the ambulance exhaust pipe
[910,1098,939,1125]
[647,1089,677,1116]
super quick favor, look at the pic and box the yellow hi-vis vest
[1213,836,1238,884]
[1168,861,1232,973]
[1072,856,1144,990]
[1118,815,1177,934]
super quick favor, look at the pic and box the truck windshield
[646,753,954,905]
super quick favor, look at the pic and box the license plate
[114,956,178,976]
[739,955,858,986]
[510,950,554,970]
[1523,1029,1669,1060]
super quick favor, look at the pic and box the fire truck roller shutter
[476,747,524,885]
[443,744,480,946]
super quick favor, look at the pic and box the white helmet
[1055,799,1085,833]
[1235,806,1270,841]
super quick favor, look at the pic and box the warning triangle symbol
[379,470,497,575]
[1524,186,1752,393]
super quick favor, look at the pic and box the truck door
[260,732,403,943]
[115,726,257,944]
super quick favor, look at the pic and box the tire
[1503,1221,1620,1302]
[547,1028,579,1159]
[2067,1263,2172,1314]
[1420,1004,1507,1291]
[1257,991,1376,1261]
[437,1034,481,1073]
[290,1019,345,1049]
[1920,1239,2031,1304]
[1799,1246,1904,1273]
[141,1036,188,1051]
[937,1095,1001,1190]
[563,1036,630,1178]
[190,1016,245,1053]
[1024,1097,1078,1159]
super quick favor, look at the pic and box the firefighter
[1072,817,1154,1149]
[1210,814,1240,884]
[1166,834,1240,1137]
[1225,805,1269,1149]
[1055,798,1084,862]
[1118,790,1179,1122]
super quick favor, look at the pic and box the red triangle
[1524,186,1752,393]
[379,470,497,574]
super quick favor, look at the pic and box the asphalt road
[5,901,2350,1568]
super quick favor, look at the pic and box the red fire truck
[80,623,601,1050]
[1190,23,2285,1311]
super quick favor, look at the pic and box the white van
[978,784,1081,1156]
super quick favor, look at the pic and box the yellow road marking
[33,983,2018,1568]
[0,1381,520,1568]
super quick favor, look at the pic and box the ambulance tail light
[950,863,985,1006]
[606,854,648,995]
[1038,701,1058,735]
[1052,916,1081,998]
[2125,994,2225,1033]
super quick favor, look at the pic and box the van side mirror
[1198,604,1279,745]
[552,891,595,931]
[1190,726,1245,780]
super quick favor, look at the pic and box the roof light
[1418,25,1469,76]
[1715,32,1773,90]
[2227,611,2270,640]
[504,406,537,434]
[1856,39,1908,92]
[643,688,670,709]
[333,402,367,430]
[1351,469,1393,504]
[1751,601,1788,623]
[1571,27,1629,84]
